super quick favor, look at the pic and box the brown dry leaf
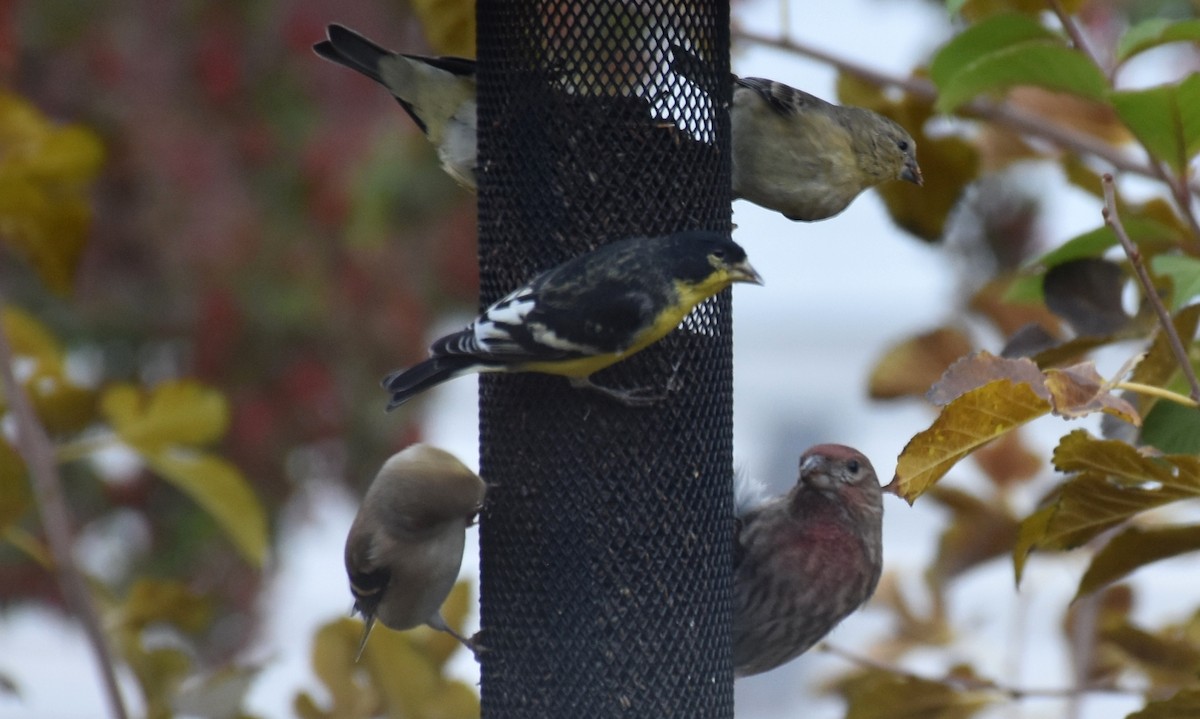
[893,378,1051,503]
[1008,87,1130,144]
[970,277,1062,338]
[1042,258,1132,336]
[868,327,973,400]
[926,352,1048,406]
[976,124,1040,171]
[1128,690,1200,719]
[1013,430,1200,579]
[927,487,1020,586]
[1044,362,1141,425]
[959,0,1084,21]
[1130,304,1200,389]
[970,428,1042,486]
[1064,585,1132,686]
[836,73,979,242]
[1077,524,1200,600]
[1102,621,1200,685]
[410,0,475,56]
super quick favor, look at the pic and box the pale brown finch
[344,444,486,659]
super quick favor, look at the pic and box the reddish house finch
[733,444,884,676]
[344,444,486,659]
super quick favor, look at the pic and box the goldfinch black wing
[736,77,831,119]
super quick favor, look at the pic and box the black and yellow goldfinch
[382,231,762,409]
[312,25,922,222]
[345,444,486,660]
[313,24,477,189]
[729,77,922,221]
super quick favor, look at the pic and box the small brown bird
[344,444,486,660]
[314,26,921,222]
[732,444,884,677]
[730,77,923,222]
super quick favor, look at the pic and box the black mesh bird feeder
[476,2,734,717]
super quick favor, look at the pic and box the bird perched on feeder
[313,24,477,189]
[381,230,762,409]
[344,444,486,660]
[726,76,922,221]
[312,25,921,221]
[732,444,884,677]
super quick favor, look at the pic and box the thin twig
[1103,174,1200,403]
[1048,0,1103,70]
[732,29,1200,199]
[0,297,129,719]
[1049,3,1200,243]
[1115,381,1200,408]
[821,642,1140,701]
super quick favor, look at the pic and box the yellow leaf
[0,441,30,530]
[1077,524,1200,600]
[146,448,268,567]
[102,380,230,453]
[1127,689,1200,718]
[411,0,475,56]
[1,305,62,364]
[928,487,1020,586]
[118,578,213,634]
[1013,430,1200,580]
[893,379,1051,503]
[0,92,104,294]
[868,327,973,400]
[837,667,997,719]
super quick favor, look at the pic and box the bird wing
[344,526,389,619]
[736,77,830,119]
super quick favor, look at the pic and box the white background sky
[2,1,1197,717]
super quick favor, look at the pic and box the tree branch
[1103,174,1200,403]
[1047,2,1200,246]
[0,296,129,719]
[821,642,1141,701]
[731,29,1200,198]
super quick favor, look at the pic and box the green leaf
[1014,430,1200,579]
[946,0,969,13]
[1117,18,1200,64]
[1110,74,1200,175]
[1140,402,1200,455]
[1076,524,1200,600]
[102,381,229,454]
[1004,217,1182,302]
[1152,254,1200,310]
[147,449,268,567]
[930,13,1057,89]
[937,42,1108,113]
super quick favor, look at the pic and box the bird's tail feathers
[314,24,388,85]
[382,355,480,410]
[669,43,731,100]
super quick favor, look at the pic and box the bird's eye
[897,140,909,151]
[711,248,728,260]
[846,459,860,474]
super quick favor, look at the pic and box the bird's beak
[902,159,923,186]
[731,261,765,286]
[799,455,833,489]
